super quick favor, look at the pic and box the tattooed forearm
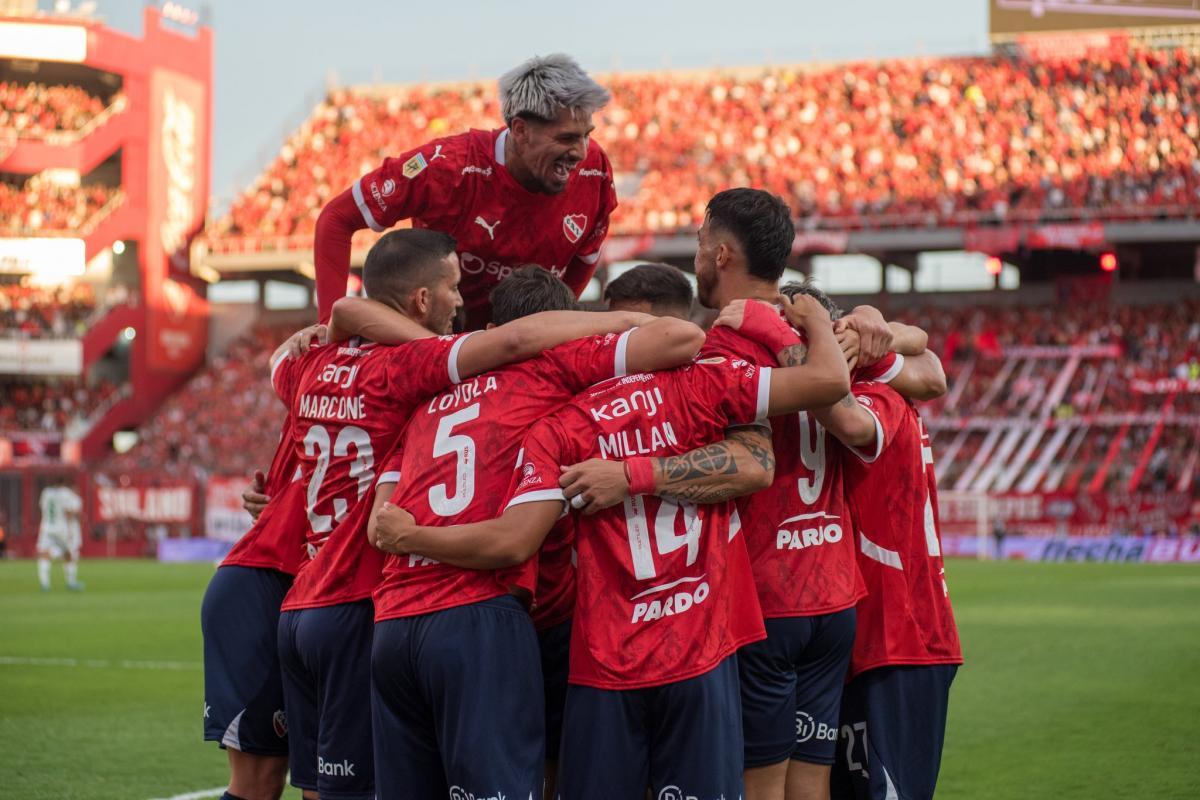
[651,428,776,505]
[728,427,776,473]
[777,343,808,367]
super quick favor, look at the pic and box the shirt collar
[495,128,508,166]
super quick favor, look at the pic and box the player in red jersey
[817,371,962,800]
[358,267,704,800]
[555,189,945,800]
[271,229,655,800]
[372,293,852,800]
[314,54,616,330]
[201,412,307,800]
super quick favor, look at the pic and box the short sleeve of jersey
[383,332,476,403]
[848,379,910,463]
[505,419,571,510]
[852,352,904,384]
[694,357,772,427]
[271,351,302,405]
[576,149,619,265]
[538,330,633,392]
[376,442,405,490]
[351,135,465,232]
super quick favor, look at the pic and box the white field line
[146,787,226,800]
[0,655,202,670]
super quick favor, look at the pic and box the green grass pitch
[1,558,1199,799]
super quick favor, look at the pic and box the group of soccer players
[201,54,962,800]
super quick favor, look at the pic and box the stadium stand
[101,322,294,481]
[0,175,120,235]
[0,377,121,433]
[0,81,107,136]
[212,44,1199,247]
[0,283,131,338]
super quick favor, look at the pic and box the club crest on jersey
[563,214,587,243]
[381,178,396,196]
[272,710,288,738]
[402,153,428,179]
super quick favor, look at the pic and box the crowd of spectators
[103,323,294,481]
[0,283,133,338]
[0,81,107,137]
[0,176,118,234]
[0,378,121,433]
[214,44,1200,243]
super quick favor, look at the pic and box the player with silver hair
[313,52,618,330]
[498,53,611,194]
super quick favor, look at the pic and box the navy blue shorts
[371,595,544,800]
[738,606,857,767]
[558,655,744,800]
[831,664,958,800]
[201,565,291,757]
[538,618,572,763]
[278,601,375,800]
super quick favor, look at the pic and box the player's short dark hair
[705,189,795,283]
[489,266,579,326]
[362,229,458,309]
[780,279,843,320]
[604,263,694,317]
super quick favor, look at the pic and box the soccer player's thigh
[538,618,572,766]
[370,617,447,800]
[558,683,650,800]
[418,596,545,799]
[832,665,957,800]
[202,566,291,757]
[791,607,856,766]
[306,601,377,800]
[738,617,807,769]
[649,655,744,800]
[277,608,320,795]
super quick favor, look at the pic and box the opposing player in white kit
[37,477,84,592]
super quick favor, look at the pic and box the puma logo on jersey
[474,216,500,240]
[430,144,446,161]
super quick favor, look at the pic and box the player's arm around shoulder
[622,317,705,374]
[454,309,654,379]
[328,296,436,344]
[372,501,561,569]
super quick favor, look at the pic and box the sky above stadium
[79,0,988,213]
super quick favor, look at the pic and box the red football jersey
[507,358,772,690]
[842,380,963,678]
[703,325,902,618]
[221,416,307,576]
[373,332,635,623]
[334,128,617,329]
[531,517,576,631]
[273,334,472,610]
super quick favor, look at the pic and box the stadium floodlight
[1100,252,1118,272]
[985,256,1003,276]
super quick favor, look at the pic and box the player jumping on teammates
[314,53,617,330]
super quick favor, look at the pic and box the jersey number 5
[428,403,480,517]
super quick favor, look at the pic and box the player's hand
[373,502,416,554]
[715,299,802,353]
[284,324,329,358]
[837,326,861,369]
[559,460,629,515]
[839,305,892,366]
[778,292,832,332]
[241,470,269,520]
